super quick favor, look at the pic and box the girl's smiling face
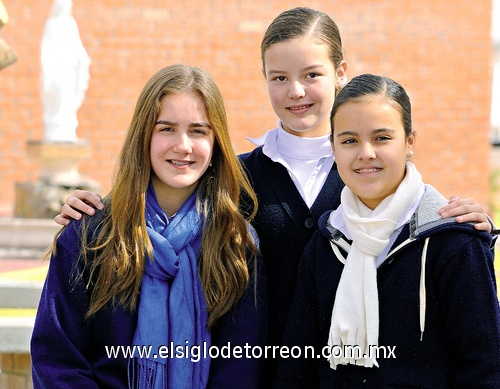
[150,92,214,204]
[263,37,347,138]
[332,97,415,209]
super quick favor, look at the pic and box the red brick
[0,0,493,215]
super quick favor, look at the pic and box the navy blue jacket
[275,186,500,388]
[31,211,268,389]
[239,147,344,387]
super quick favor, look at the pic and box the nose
[173,132,192,153]
[288,80,305,99]
[358,142,376,160]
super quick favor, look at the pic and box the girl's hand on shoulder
[54,190,104,226]
[438,196,492,233]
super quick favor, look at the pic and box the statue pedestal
[15,140,101,219]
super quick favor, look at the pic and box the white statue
[41,0,90,142]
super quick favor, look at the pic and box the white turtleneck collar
[247,121,332,160]
[247,121,334,208]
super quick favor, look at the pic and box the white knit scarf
[327,162,424,369]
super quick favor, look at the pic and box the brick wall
[0,0,493,216]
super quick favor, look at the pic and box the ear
[335,60,348,89]
[406,132,416,156]
[407,132,416,147]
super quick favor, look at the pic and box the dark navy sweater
[239,147,344,387]
[275,187,500,388]
[31,213,268,389]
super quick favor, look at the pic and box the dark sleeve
[207,242,268,389]
[30,221,99,389]
[274,234,324,389]
[434,230,500,386]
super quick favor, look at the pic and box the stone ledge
[0,317,35,353]
[0,218,60,251]
[0,281,43,309]
[0,248,46,259]
[26,140,91,160]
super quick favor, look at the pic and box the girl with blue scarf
[31,64,267,389]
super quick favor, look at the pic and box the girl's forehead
[332,100,405,135]
[264,39,332,68]
[157,93,209,121]
[340,94,394,109]
[336,98,399,116]
[267,36,328,52]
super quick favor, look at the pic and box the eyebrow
[266,64,325,75]
[155,120,212,128]
[336,128,396,137]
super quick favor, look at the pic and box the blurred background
[1,0,499,215]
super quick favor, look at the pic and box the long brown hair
[50,64,258,328]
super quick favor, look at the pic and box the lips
[287,103,313,111]
[355,168,381,174]
[168,160,194,167]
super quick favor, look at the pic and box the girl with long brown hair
[31,63,267,389]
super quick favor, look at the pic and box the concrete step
[0,264,47,308]
[0,279,43,309]
[0,314,36,353]
[0,256,48,353]
[0,217,61,257]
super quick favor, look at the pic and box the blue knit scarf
[129,184,211,389]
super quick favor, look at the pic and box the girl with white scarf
[275,74,500,388]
